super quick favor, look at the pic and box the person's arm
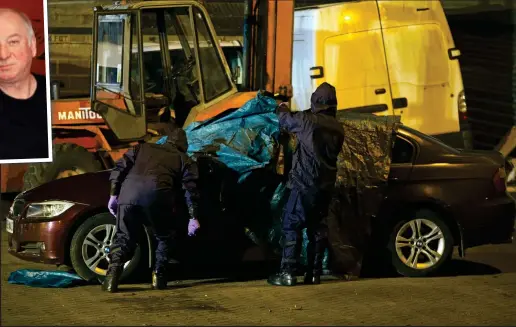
[109,145,139,196]
[181,155,200,220]
[277,102,304,134]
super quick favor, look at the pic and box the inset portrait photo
[0,0,52,163]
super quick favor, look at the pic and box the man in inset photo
[0,8,50,161]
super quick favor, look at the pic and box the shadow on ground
[121,255,505,287]
[361,258,502,279]
[129,260,280,285]
[437,259,502,276]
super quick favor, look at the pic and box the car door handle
[375,88,386,95]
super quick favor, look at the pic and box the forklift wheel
[23,143,103,191]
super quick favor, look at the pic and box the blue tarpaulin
[185,92,280,182]
[8,269,88,288]
[185,92,330,270]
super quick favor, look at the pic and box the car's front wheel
[69,212,144,282]
[387,209,454,277]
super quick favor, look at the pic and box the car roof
[397,125,460,154]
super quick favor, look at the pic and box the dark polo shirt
[0,74,50,160]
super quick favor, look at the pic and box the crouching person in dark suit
[103,123,200,293]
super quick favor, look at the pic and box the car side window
[392,136,414,164]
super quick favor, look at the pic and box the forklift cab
[91,1,237,142]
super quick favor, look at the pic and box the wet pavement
[1,191,516,325]
[2,220,516,325]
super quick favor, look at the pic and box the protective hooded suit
[269,82,345,286]
[103,122,200,292]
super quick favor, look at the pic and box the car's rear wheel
[387,209,453,277]
[69,212,143,282]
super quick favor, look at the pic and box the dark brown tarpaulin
[185,96,400,277]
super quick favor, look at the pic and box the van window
[392,136,414,164]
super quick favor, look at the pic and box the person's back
[281,82,344,193]
[112,123,191,206]
[104,121,200,292]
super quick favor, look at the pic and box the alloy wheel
[81,224,131,275]
[394,218,446,270]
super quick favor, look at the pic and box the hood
[154,122,189,152]
[310,82,337,116]
[19,170,111,206]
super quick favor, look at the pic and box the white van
[291,0,471,148]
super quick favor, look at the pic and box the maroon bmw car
[5,126,515,281]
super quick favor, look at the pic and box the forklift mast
[90,0,294,142]
[242,0,294,99]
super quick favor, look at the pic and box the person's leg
[304,225,317,284]
[304,221,328,284]
[268,189,306,286]
[146,198,176,290]
[151,230,176,290]
[305,191,331,284]
[102,204,141,292]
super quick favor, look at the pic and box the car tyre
[69,212,143,282]
[387,209,453,277]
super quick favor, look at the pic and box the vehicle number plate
[6,218,13,234]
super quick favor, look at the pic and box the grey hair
[0,8,35,45]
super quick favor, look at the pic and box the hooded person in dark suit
[268,82,345,286]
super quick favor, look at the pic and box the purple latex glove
[108,195,118,216]
[188,218,200,236]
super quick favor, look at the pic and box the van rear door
[377,0,462,138]
[292,2,394,115]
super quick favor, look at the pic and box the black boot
[267,271,297,286]
[304,239,320,285]
[101,265,123,293]
[151,270,167,290]
[303,270,321,285]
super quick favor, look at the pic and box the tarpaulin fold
[8,269,88,288]
[185,92,280,182]
[186,92,401,278]
[324,112,400,277]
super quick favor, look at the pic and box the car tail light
[493,167,507,193]
[458,90,467,121]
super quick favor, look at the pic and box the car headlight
[9,198,26,217]
[25,201,75,219]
